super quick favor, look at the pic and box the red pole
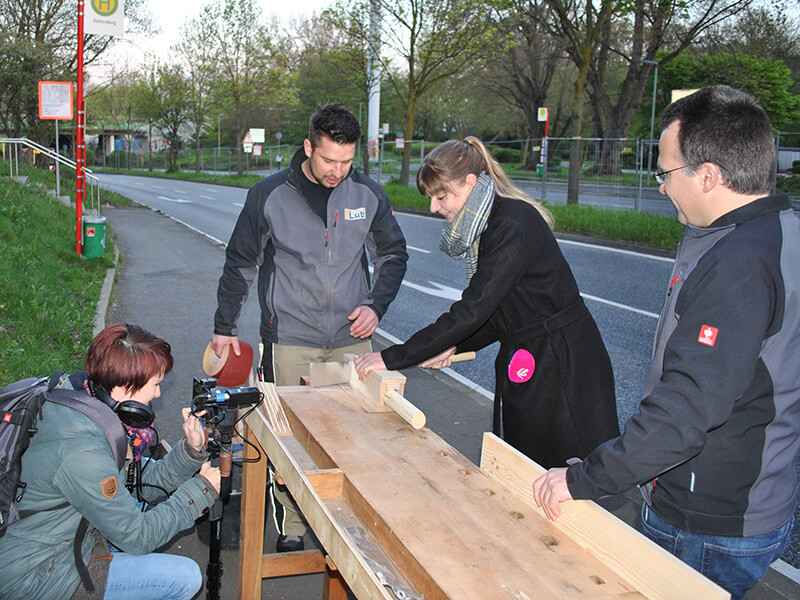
[75,0,85,256]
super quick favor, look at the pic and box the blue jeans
[639,503,794,600]
[103,553,202,600]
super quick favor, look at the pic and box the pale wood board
[277,386,650,599]
[479,432,730,600]
[245,404,394,600]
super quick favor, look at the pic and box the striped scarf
[439,173,495,281]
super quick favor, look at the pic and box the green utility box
[536,163,545,177]
[82,214,107,259]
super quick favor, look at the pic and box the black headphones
[89,380,155,429]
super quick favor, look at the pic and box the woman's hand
[353,352,387,380]
[182,407,207,453]
[420,346,457,369]
[199,462,221,494]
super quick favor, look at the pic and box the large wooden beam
[479,433,729,600]
[245,404,394,600]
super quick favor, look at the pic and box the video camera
[191,376,262,426]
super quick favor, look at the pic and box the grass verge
[0,176,114,382]
[92,166,262,190]
[385,182,683,252]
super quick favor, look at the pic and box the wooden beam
[261,550,327,578]
[238,423,268,600]
[306,469,345,500]
[479,433,730,600]
[246,404,394,600]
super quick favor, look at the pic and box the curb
[92,243,118,336]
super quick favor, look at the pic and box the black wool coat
[382,195,619,468]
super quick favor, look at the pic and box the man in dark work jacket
[534,86,800,600]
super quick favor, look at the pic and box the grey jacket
[214,149,408,347]
[567,195,800,537]
[0,378,217,600]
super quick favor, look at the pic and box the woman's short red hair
[86,323,173,393]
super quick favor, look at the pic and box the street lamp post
[645,59,659,176]
[636,59,659,212]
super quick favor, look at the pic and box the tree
[177,14,217,171]
[143,63,192,172]
[337,0,495,185]
[588,0,751,175]
[543,0,619,203]
[0,0,150,138]
[660,52,800,129]
[486,0,569,169]
[199,0,294,174]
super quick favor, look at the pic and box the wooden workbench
[239,380,729,600]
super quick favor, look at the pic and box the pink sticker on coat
[508,349,535,383]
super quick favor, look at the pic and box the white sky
[91,0,335,81]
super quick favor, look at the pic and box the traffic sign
[38,81,73,120]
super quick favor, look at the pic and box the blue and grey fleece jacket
[214,148,408,348]
[567,194,800,537]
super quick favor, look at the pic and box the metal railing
[0,137,102,213]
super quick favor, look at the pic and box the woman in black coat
[354,137,619,468]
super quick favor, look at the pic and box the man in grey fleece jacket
[210,104,408,551]
[533,86,800,600]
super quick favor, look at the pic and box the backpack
[0,373,127,537]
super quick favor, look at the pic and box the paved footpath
[104,203,798,599]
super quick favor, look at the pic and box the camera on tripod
[191,376,262,426]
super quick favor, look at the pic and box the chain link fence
[84,133,798,210]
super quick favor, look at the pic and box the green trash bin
[536,163,545,177]
[82,214,107,259]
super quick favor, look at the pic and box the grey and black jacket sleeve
[214,184,271,336]
[566,251,774,499]
[365,187,408,318]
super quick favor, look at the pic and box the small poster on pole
[38,81,73,120]
[86,0,126,37]
[537,107,548,122]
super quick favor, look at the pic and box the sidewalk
[103,204,799,600]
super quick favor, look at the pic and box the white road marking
[580,293,659,319]
[173,189,188,194]
[407,245,431,254]
[772,559,800,584]
[233,202,244,207]
[200,195,214,200]
[157,195,192,204]
[558,239,674,263]
[402,280,461,301]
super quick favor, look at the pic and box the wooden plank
[262,550,327,578]
[238,423,268,600]
[245,404,394,600]
[280,387,647,599]
[479,433,730,600]
[307,469,345,500]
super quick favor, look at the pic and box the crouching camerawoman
[0,323,220,600]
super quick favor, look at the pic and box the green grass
[385,182,682,252]
[0,176,114,382]
[4,159,132,208]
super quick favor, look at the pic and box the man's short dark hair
[660,85,775,195]
[308,104,361,147]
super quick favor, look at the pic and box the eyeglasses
[654,165,689,185]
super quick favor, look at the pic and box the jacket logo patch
[344,207,366,221]
[100,476,118,499]
[697,324,719,347]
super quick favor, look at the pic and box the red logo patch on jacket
[697,324,719,347]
